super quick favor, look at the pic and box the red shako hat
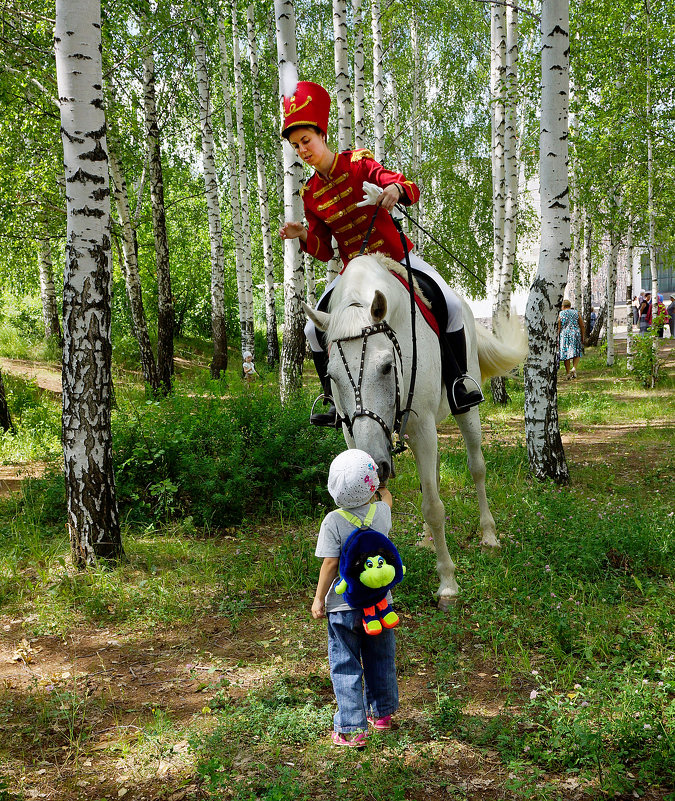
[282,81,330,139]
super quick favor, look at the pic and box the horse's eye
[382,363,393,375]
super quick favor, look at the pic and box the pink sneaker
[367,714,392,730]
[331,730,367,748]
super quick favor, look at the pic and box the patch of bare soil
[0,462,49,497]
[0,358,62,395]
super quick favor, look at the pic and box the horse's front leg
[454,407,499,550]
[409,422,459,608]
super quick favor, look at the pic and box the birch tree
[275,0,307,399]
[231,1,255,355]
[193,23,228,377]
[142,30,174,395]
[371,0,385,161]
[523,0,570,484]
[55,0,122,564]
[37,232,63,343]
[410,15,424,253]
[352,0,366,150]
[490,1,507,404]
[0,370,13,433]
[581,213,592,330]
[626,217,635,370]
[333,0,352,151]
[217,18,249,357]
[605,217,620,366]
[109,145,160,390]
[246,3,280,367]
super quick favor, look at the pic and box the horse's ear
[302,301,331,332]
[370,290,387,323]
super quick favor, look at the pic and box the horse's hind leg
[455,407,499,550]
[409,422,460,606]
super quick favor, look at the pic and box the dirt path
[0,358,62,394]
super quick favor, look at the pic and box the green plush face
[359,555,396,589]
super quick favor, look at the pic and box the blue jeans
[326,609,399,733]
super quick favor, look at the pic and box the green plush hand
[335,577,347,594]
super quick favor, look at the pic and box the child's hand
[311,598,326,619]
[376,486,393,507]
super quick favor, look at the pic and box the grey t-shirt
[316,501,393,614]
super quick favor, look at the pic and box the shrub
[113,386,343,526]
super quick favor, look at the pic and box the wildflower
[530,690,538,700]
[531,670,539,676]
[644,724,652,730]
[581,701,589,708]
[574,684,582,690]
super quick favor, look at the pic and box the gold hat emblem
[285,94,312,118]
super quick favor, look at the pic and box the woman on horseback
[279,81,483,424]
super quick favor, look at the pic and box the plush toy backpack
[334,503,405,635]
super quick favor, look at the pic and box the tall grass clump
[113,386,343,527]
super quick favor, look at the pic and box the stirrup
[451,374,484,413]
[310,394,338,427]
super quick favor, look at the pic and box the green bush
[113,387,343,526]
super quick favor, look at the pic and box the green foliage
[0,374,61,462]
[113,386,342,526]
[630,329,666,388]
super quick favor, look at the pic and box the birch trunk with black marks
[626,218,634,370]
[645,0,657,299]
[109,146,159,390]
[231,1,255,356]
[500,4,518,314]
[304,251,317,308]
[371,0,385,162]
[523,0,570,484]
[275,0,307,399]
[55,0,122,565]
[581,213,592,335]
[193,24,228,378]
[143,43,174,394]
[265,11,285,228]
[490,1,507,404]
[333,0,351,151]
[217,18,248,357]
[352,0,366,150]
[0,369,13,433]
[37,232,63,343]
[605,216,620,367]
[410,15,424,254]
[568,173,581,306]
[247,4,280,367]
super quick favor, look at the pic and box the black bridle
[331,207,419,455]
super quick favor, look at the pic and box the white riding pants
[304,253,463,352]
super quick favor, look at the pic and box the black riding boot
[309,349,338,427]
[443,328,484,415]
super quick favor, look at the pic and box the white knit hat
[328,449,379,508]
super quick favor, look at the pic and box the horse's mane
[325,254,430,342]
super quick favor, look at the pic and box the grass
[0,336,674,799]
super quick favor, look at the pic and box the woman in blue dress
[558,299,586,380]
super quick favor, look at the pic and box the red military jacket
[299,149,420,265]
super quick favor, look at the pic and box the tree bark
[231,1,255,355]
[143,37,174,395]
[523,0,570,484]
[108,145,160,391]
[217,18,248,358]
[333,0,352,152]
[371,0,385,162]
[275,0,307,399]
[193,23,228,378]
[352,0,366,150]
[246,4,280,368]
[626,218,634,370]
[0,369,13,433]
[37,232,63,344]
[605,223,619,366]
[490,1,507,404]
[582,213,592,332]
[410,15,425,254]
[55,0,123,565]
[645,0,657,299]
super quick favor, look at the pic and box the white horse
[304,254,527,607]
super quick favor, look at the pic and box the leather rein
[332,207,418,455]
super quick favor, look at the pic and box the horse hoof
[437,595,459,611]
[480,539,501,554]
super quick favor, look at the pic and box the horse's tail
[476,311,528,381]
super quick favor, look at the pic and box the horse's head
[304,290,398,483]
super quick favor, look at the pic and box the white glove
[356,181,383,207]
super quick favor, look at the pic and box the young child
[312,449,399,748]
[242,350,258,382]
